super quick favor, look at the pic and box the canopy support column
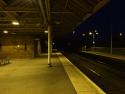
[48,24,52,67]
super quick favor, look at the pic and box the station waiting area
[0,52,105,94]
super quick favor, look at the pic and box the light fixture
[44,30,48,33]
[120,33,123,36]
[12,21,19,25]
[17,45,20,48]
[73,31,75,34]
[96,32,99,35]
[3,30,8,34]
[95,29,97,33]
[52,42,55,45]
[82,33,86,36]
[89,32,93,35]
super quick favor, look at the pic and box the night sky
[56,0,125,51]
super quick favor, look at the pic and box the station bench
[0,56,10,65]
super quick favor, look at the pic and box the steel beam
[50,11,72,14]
[38,0,47,26]
[0,10,39,12]
[93,0,109,13]
[0,27,43,30]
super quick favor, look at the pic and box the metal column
[110,24,112,54]
[37,39,41,55]
[48,25,52,67]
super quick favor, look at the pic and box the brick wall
[0,35,35,58]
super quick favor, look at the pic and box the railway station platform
[0,52,105,94]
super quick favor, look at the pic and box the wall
[0,35,35,58]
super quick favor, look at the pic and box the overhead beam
[45,0,51,21]
[0,28,42,30]
[38,0,47,26]
[0,18,41,21]
[82,0,109,22]
[0,23,42,25]
[0,0,18,19]
[82,13,92,21]
[5,7,39,10]
[45,0,49,21]
[71,0,92,12]
[0,0,6,6]
[0,30,44,34]
[50,11,72,14]
[65,0,69,8]
[0,10,39,12]
[93,0,109,13]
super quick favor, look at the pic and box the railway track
[63,52,125,94]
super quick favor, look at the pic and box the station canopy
[0,0,109,38]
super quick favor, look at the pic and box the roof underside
[0,0,109,37]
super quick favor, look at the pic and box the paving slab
[0,54,76,94]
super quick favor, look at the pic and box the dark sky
[56,0,125,50]
[74,0,125,47]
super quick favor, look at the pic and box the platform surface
[0,52,105,94]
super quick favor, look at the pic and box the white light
[44,30,48,33]
[3,30,8,34]
[93,41,95,44]
[120,33,123,36]
[95,30,97,33]
[73,31,75,34]
[12,21,19,25]
[53,42,55,45]
[89,32,93,35]
[96,32,99,35]
[82,33,85,36]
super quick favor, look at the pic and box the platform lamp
[89,29,99,49]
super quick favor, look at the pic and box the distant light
[3,30,8,34]
[82,33,86,36]
[96,32,99,35]
[93,41,95,44]
[44,30,48,33]
[89,32,93,35]
[73,31,75,34]
[120,33,123,36]
[12,21,19,25]
[52,42,55,45]
[95,29,97,33]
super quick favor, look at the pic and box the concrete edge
[57,52,106,94]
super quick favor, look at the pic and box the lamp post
[82,30,99,51]
[82,33,86,51]
[89,30,99,48]
[110,24,112,54]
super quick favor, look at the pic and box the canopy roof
[0,0,109,37]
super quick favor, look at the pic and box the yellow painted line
[57,52,106,94]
